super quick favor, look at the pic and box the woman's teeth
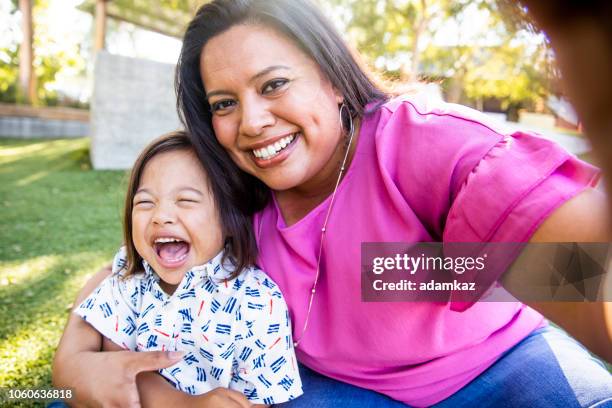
[252,133,296,160]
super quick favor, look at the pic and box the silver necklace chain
[293,107,355,348]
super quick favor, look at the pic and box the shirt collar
[141,250,238,293]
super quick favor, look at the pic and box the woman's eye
[210,99,236,114]
[262,79,289,94]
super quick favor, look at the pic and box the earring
[339,101,355,139]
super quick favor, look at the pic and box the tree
[321,0,554,111]
[17,0,37,104]
[1,0,88,106]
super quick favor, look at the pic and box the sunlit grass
[0,138,127,406]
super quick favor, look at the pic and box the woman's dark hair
[176,0,387,211]
[122,131,257,280]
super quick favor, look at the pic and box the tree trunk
[18,0,37,105]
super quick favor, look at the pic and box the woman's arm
[52,266,186,407]
[502,187,612,362]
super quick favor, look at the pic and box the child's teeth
[155,237,181,243]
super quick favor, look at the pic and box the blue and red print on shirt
[76,247,303,404]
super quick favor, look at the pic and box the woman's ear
[333,87,344,105]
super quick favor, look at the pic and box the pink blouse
[253,94,599,406]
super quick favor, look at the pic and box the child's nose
[151,203,176,225]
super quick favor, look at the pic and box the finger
[126,350,185,375]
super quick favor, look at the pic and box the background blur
[0,0,597,404]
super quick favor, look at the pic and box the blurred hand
[521,2,612,203]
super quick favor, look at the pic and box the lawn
[0,137,126,406]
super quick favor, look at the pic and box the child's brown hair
[122,130,258,280]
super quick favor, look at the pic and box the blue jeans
[278,325,612,408]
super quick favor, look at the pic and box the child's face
[132,149,223,294]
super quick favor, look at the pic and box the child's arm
[52,265,185,407]
[52,264,108,406]
[139,385,255,408]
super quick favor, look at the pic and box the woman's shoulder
[369,90,510,139]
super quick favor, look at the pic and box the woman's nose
[239,98,275,137]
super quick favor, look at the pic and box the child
[74,131,302,405]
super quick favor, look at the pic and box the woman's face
[200,24,345,193]
[131,149,223,294]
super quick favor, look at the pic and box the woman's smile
[250,132,300,167]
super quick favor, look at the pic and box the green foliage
[322,0,554,109]
[2,0,88,106]
[0,138,126,406]
[0,46,19,103]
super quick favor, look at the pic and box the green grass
[0,138,127,406]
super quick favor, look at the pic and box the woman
[53,0,612,406]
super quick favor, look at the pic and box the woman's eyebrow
[205,65,290,99]
[250,65,290,82]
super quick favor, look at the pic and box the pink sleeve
[376,96,599,243]
[443,131,599,243]
[377,97,598,312]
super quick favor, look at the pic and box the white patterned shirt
[75,247,303,404]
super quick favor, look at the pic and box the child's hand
[190,387,254,408]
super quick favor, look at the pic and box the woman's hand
[52,265,184,407]
[66,349,185,407]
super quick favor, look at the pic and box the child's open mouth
[153,237,190,268]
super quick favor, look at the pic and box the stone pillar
[90,52,182,169]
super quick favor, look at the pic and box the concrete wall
[90,51,182,169]
[0,116,88,138]
[0,104,89,138]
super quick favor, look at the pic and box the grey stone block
[0,116,88,138]
[90,52,182,170]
